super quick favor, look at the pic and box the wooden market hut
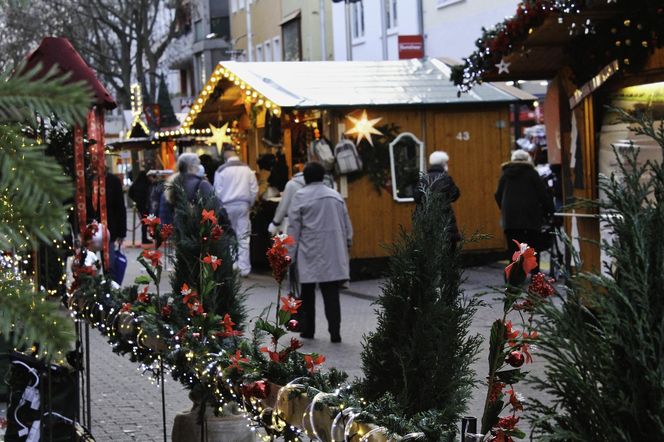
[183,59,534,267]
[452,0,664,272]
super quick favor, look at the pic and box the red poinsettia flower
[507,388,523,412]
[497,415,519,430]
[267,234,294,283]
[180,283,198,304]
[187,300,204,316]
[504,320,519,341]
[160,224,174,241]
[229,349,249,372]
[260,346,281,363]
[202,254,222,271]
[201,209,217,225]
[505,240,537,280]
[520,343,533,364]
[528,272,555,298]
[120,303,132,313]
[218,313,243,338]
[280,296,302,314]
[136,286,150,303]
[142,249,162,267]
[522,330,538,341]
[304,353,325,374]
[241,380,269,399]
[161,305,172,318]
[289,337,303,351]
[211,225,224,241]
[142,214,161,236]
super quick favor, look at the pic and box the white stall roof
[217,58,533,109]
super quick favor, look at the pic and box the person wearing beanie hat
[495,149,554,272]
[415,150,461,247]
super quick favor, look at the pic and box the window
[194,19,204,41]
[238,0,245,9]
[231,0,237,13]
[264,40,272,61]
[210,16,230,39]
[255,44,263,61]
[385,0,398,29]
[351,1,365,39]
[282,17,301,61]
[272,36,282,61]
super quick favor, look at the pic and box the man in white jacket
[214,145,258,277]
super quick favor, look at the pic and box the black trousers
[300,281,341,338]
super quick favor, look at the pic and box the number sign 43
[455,131,470,141]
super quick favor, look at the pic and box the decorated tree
[528,112,664,440]
[359,189,481,439]
[0,64,91,358]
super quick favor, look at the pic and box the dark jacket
[86,173,127,241]
[495,162,554,231]
[128,171,151,212]
[414,165,461,241]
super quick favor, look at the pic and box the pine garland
[359,189,482,440]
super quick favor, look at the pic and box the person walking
[414,150,461,248]
[287,162,353,343]
[128,166,154,244]
[495,149,554,271]
[268,170,306,235]
[214,144,258,277]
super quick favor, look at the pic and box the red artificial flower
[161,305,172,318]
[202,254,222,271]
[266,234,294,283]
[211,225,224,241]
[280,296,302,314]
[528,272,555,298]
[160,224,174,241]
[142,214,161,236]
[229,349,249,372]
[505,240,537,280]
[242,380,269,400]
[497,415,519,430]
[187,300,204,316]
[304,353,325,374]
[180,283,197,304]
[218,313,243,337]
[289,337,303,351]
[489,381,506,403]
[260,346,281,363]
[520,343,533,364]
[120,303,132,313]
[142,249,162,267]
[493,430,513,442]
[137,286,150,303]
[504,321,519,341]
[507,388,523,412]
[522,330,538,341]
[201,209,217,225]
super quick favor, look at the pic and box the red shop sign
[398,35,424,59]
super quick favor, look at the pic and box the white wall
[332,0,420,61]
[422,0,519,61]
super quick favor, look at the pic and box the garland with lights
[450,0,664,92]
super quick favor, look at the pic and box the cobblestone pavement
[0,240,550,441]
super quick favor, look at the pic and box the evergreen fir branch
[528,125,664,440]
[0,62,93,125]
[0,269,74,360]
[0,125,73,249]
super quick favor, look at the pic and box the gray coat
[287,183,353,284]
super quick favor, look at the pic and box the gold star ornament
[345,110,382,146]
[206,122,233,152]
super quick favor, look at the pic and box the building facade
[229,0,334,62]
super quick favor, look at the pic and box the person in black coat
[128,169,154,243]
[414,150,461,246]
[495,149,555,271]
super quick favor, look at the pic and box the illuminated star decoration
[345,110,383,146]
[495,58,511,74]
[206,122,233,152]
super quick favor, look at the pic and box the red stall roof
[24,37,116,110]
